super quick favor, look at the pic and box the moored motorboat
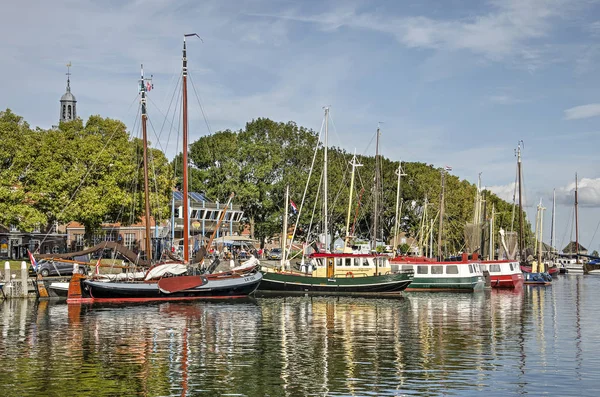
[391,255,485,292]
[480,260,524,289]
[259,252,413,297]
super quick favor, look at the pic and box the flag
[445,165,452,171]
[146,82,152,92]
[27,250,38,272]
[95,256,102,275]
[290,200,298,214]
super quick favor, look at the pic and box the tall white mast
[393,162,406,257]
[323,107,329,252]
[344,152,362,251]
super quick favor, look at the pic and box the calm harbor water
[1,275,599,396]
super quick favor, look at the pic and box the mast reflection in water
[1,276,599,396]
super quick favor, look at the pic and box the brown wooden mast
[372,124,381,252]
[517,142,524,263]
[140,64,153,261]
[182,36,190,263]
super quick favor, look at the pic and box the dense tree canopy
[0,109,173,239]
[180,117,533,255]
[0,108,532,256]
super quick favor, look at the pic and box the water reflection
[1,278,600,396]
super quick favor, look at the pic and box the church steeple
[59,62,77,123]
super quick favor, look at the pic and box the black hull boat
[258,271,412,297]
[67,270,262,303]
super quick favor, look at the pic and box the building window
[68,105,72,119]
[75,234,84,250]
[174,207,180,218]
[124,233,135,249]
[33,224,41,233]
[9,224,19,232]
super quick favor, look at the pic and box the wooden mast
[181,34,201,263]
[140,64,153,261]
[517,141,525,263]
[372,124,381,252]
[182,37,190,263]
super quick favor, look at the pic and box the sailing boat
[512,142,551,285]
[258,110,414,297]
[66,35,262,303]
[562,174,585,274]
[473,174,524,289]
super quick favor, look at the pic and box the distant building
[171,191,245,244]
[562,241,588,255]
[0,222,67,259]
[65,217,156,256]
[59,63,77,123]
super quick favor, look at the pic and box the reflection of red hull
[520,265,559,275]
[489,273,524,289]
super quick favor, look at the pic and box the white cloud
[256,0,578,68]
[564,104,600,120]
[489,182,517,203]
[557,177,600,207]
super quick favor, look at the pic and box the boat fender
[346,272,354,278]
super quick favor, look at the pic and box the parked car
[37,259,88,277]
[268,248,283,260]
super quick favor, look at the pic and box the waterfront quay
[1,274,598,396]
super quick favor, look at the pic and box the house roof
[173,191,209,203]
[562,241,587,253]
[66,216,156,229]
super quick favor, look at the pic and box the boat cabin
[309,253,392,278]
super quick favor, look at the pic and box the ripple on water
[1,279,600,396]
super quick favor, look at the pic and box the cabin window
[366,258,374,267]
[509,263,514,271]
[480,264,488,272]
[315,259,324,267]
[345,258,352,267]
[446,265,459,274]
[468,264,474,273]
[335,258,342,267]
[354,258,362,266]
[490,264,501,272]
[401,265,414,272]
[417,266,428,274]
[431,266,443,275]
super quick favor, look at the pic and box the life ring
[346,272,354,278]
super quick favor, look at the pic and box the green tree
[0,109,174,241]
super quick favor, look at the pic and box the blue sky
[2,0,600,252]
